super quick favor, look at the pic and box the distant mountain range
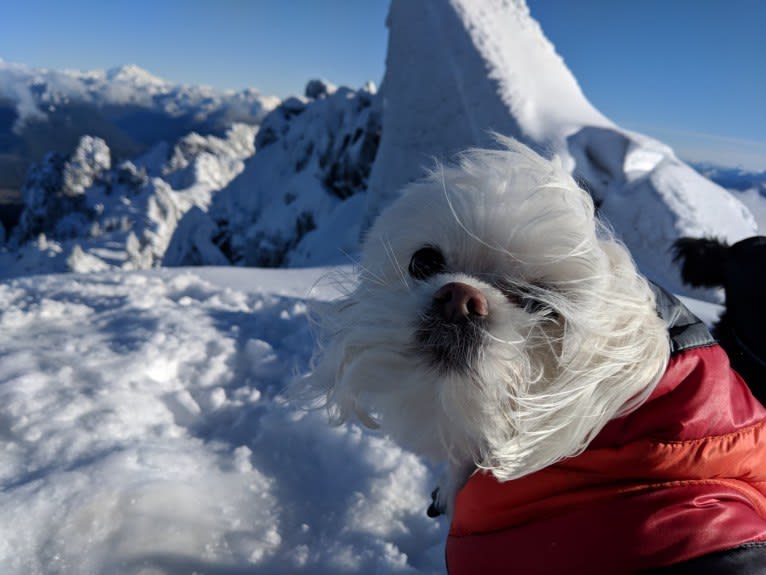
[691,163,766,193]
[0,60,279,201]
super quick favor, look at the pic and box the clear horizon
[1,0,764,170]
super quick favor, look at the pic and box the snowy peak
[450,0,610,142]
[105,64,167,87]
[364,0,611,223]
[0,59,280,123]
[365,0,757,296]
[165,81,381,269]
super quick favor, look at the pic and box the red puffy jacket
[446,287,766,574]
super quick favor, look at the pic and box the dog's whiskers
[381,237,410,289]
[338,248,387,288]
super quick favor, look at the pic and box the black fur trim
[671,237,728,288]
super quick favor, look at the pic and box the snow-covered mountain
[0,60,278,197]
[365,0,757,296]
[693,164,766,233]
[0,78,380,279]
[164,80,380,269]
[692,163,766,193]
[0,124,257,278]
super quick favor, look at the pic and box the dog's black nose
[433,282,489,322]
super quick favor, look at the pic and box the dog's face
[308,141,669,490]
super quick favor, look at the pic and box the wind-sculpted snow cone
[305,139,766,574]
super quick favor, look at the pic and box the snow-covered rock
[568,127,757,290]
[2,125,258,278]
[162,206,231,267]
[365,0,757,296]
[365,0,609,223]
[164,81,381,268]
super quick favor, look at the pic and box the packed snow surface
[0,267,447,574]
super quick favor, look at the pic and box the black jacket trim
[650,282,715,355]
[641,541,766,574]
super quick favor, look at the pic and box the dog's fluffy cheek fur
[305,285,452,459]
[307,278,536,464]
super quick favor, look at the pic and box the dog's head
[307,139,669,484]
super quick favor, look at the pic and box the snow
[0,262,727,575]
[568,128,757,294]
[732,188,766,233]
[365,0,610,222]
[0,267,447,574]
[695,164,766,233]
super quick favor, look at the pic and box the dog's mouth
[414,311,486,372]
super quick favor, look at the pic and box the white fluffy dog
[305,138,669,513]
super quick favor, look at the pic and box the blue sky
[1,0,764,169]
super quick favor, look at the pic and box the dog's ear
[671,237,729,288]
[298,294,383,429]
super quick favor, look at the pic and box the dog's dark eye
[503,291,542,312]
[499,283,557,317]
[520,296,548,315]
[408,246,446,280]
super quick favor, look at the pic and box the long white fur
[304,138,670,512]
